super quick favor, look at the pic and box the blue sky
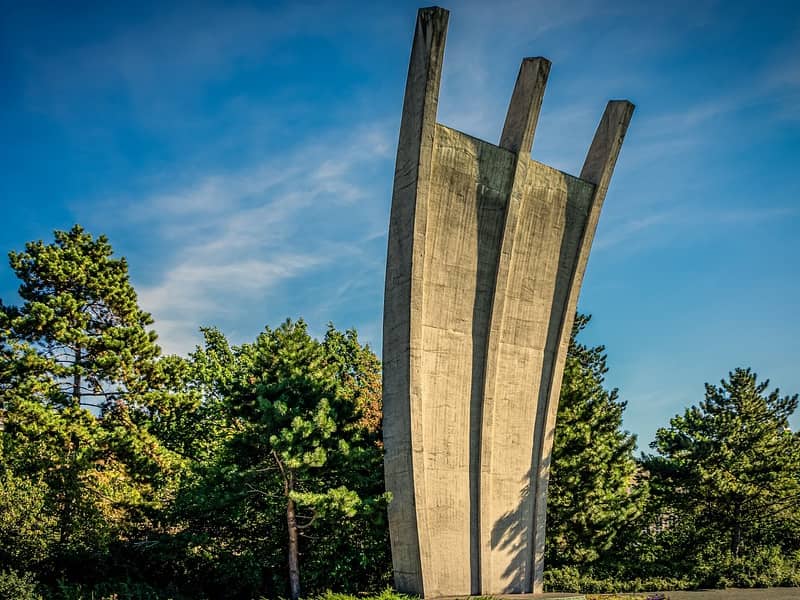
[1,0,798,447]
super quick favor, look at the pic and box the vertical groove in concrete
[481,161,595,595]
[383,8,634,598]
[480,60,549,592]
[423,125,513,596]
[383,7,449,596]
[478,156,527,593]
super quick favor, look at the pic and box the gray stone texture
[382,7,633,598]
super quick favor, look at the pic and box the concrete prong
[580,100,635,192]
[499,57,551,155]
[394,6,449,180]
[384,5,449,597]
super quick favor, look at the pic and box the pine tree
[546,314,647,572]
[302,326,390,592]
[5,225,159,409]
[644,368,800,568]
[0,226,183,581]
[186,320,388,599]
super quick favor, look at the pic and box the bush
[544,566,582,592]
[0,569,42,600]
[543,567,692,594]
[52,579,174,600]
[0,470,56,571]
[696,547,800,588]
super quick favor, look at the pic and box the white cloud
[594,206,798,255]
[60,0,795,358]
[91,123,393,355]
[594,213,674,251]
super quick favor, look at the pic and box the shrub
[306,590,415,600]
[53,579,173,600]
[544,567,692,594]
[696,547,800,588]
[0,569,42,600]
[544,566,582,592]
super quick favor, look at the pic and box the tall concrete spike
[383,6,448,597]
[383,8,634,597]
[528,99,635,591]
[581,100,635,188]
[500,57,551,155]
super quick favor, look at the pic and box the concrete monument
[382,7,633,597]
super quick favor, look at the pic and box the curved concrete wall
[383,7,633,597]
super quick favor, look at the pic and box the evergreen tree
[180,320,389,599]
[0,226,184,585]
[5,225,160,408]
[643,368,800,576]
[546,314,647,572]
[302,326,390,592]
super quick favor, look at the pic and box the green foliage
[52,579,173,600]
[642,368,800,581]
[306,590,414,600]
[691,547,800,589]
[2,226,798,596]
[163,321,390,598]
[0,569,42,600]
[0,468,56,570]
[546,314,648,571]
[5,225,160,406]
[0,227,189,592]
[543,566,692,594]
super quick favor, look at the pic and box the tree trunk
[286,475,301,600]
[58,452,78,552]
[62,346,82,550]
[59,492,72,548]
[731,502,742,557]
[72,346,82,405]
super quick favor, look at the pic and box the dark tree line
[1,226,798,599]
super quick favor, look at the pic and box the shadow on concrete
[491,470,533,592]
[489,171,589,591]
[470,148,508,595]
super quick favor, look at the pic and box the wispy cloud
[82,123,393,355]
[51,0,796,356]
[595,206,798,254]
[594,213,675,251]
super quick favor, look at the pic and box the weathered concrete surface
[383,7,448,595]
[382,7,633,598]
